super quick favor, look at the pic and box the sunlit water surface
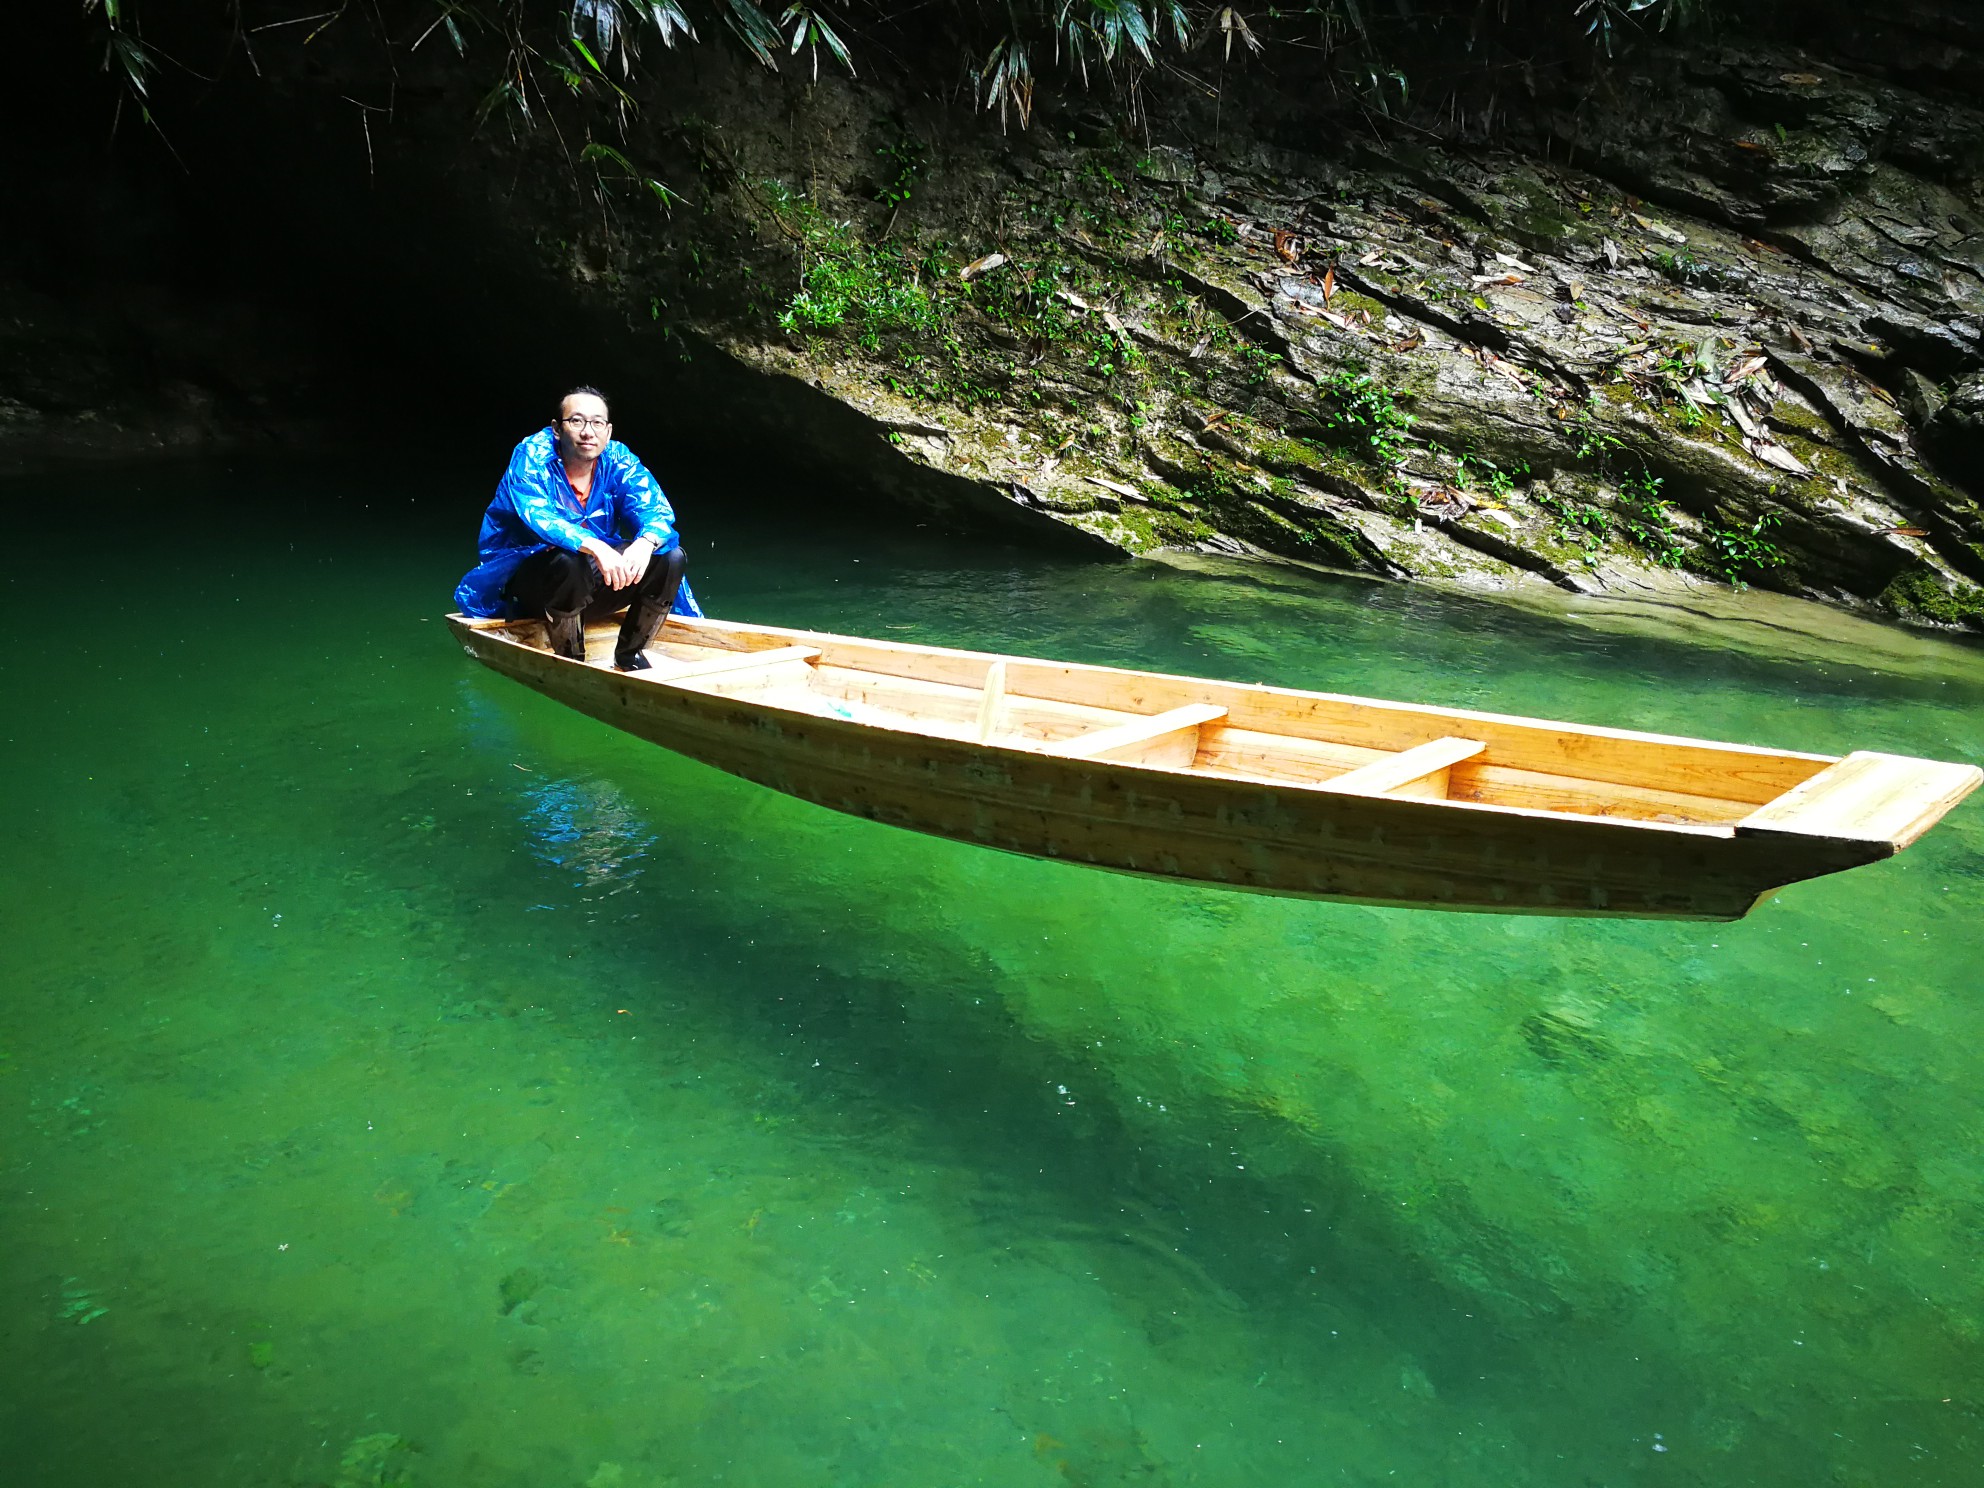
[4,459,1983,1488]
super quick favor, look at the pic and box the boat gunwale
[453,612,1838,765]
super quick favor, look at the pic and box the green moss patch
[1880,567,1984,627]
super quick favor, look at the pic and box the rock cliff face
[568,36,1982,629]
[13,9,1984,628]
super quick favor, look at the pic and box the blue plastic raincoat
[453,426,703,619]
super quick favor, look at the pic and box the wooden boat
[446,611,1981,921]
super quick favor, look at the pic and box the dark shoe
[545,609,585,661]
[613,598,671,671]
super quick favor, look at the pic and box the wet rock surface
[567,36,1984,630]
[0,276,339,475]
[18,15,1983,631]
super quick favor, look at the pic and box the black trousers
[505,543,688,623]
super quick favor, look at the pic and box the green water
[5,460,1983,1487]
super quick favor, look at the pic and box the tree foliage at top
[82,0,1718,147]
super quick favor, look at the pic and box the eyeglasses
[561,415,612,432]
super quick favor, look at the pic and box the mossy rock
[1029,486,1105,514]
[1253,436,1345,478]
[1328,290,1388,320]
[1075,507,1161,553]
[1880,567,1984,628]
[1290,519,1380,570]
[1761,398,1835,441]
[1509,208,1589,253]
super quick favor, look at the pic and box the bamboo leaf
[581,140,636,171]
[723,0,783,67]
[778,5,854,77]
[475,78,528,126]
[102,31,156,98]
[639,1,696,46]
[810,10,853,73]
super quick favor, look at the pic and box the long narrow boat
[446,611,1980,921]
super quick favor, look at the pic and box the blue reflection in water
[520,776,656,907]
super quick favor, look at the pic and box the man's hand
[620,536,656,588]
[581,537,654,590]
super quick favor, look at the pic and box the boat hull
[450,618,1892,920]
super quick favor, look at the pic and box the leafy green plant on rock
[1653,248,1705,285]
[1571,401,1624,462]
[1616,468,1685,567]
[1315,366,1413,474]
[1561,398,1699,570]
[1529,487,1610,555]
[1698,510,1787,586]
[768,181,944,351]
[1238,342,1282,387]
[967,247,1144,387]
[873,128,926,220]
[1450,450,1525,500]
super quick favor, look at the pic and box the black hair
[557,385,610,418]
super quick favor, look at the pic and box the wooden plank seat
[1048,703,1229,769]
[648,644,822,687]
[1317,736,1486,800]
[1738,750,1984,848]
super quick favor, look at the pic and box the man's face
[556,393,612,462]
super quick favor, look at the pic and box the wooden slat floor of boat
[644,616,1837,804]
[806,663,1119,744]
[594,620,1810,828]
[1449,761,1753,825]
[651,644,822,683]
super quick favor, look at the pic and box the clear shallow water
[4,458,1983,1487]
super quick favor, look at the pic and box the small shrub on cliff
[782,247,939,347]
[1316,366,1413,471]
[768,182,943,349]
[1616,469,1685,567]
[1529,488,1610,555]
[1697,510,1787,586]
[1238,343,1282,386]
[873,129,926,217]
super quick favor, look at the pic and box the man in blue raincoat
[454,387,702,669]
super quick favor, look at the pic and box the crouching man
[453,386,700,669]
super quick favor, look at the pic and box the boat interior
[463,613,1978,845]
